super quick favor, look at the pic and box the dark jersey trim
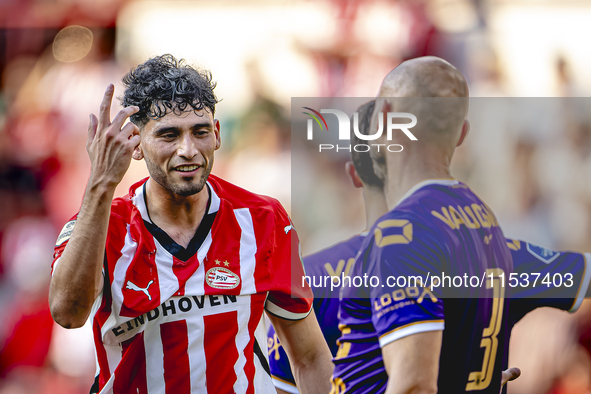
[264,307,312,322]
[142,182,217,262]
[89,374,99,394]
[254,338,271,376]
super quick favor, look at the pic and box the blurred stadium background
[1,0,591,393]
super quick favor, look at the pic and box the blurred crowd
[0,0,591,393]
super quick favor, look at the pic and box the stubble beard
[145,156,214,197]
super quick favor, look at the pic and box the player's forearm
[385,385,437,394]
[49,181,115,328]
[291,347,333,394]
[382,331,441,394]
[384,364,438,394]
[289,320,333,394]
[269,311,333,394]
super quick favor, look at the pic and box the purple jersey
[332,179,513,394]
[269,233,591,394]
[501,239,591,394]
[268,235,366,393]
[507,238,590,321]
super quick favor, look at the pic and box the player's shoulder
[109,178,146,221]
[304,233,366,275]
[370,206,431,237]
[305,234,366,263]
[395,179,479,212]
[390,179,500,232]
[208,174,286,215]
[368,178,487,237]
[363,200,450,260]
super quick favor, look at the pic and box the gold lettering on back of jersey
[506,239,521,251]
[324,258,355,278]
[458,206,480,229]
[431,207,456,229]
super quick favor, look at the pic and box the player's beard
[144,156,214,197]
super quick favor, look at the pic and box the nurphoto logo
[302,107,418,153]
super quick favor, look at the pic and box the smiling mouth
[174,165,200,172]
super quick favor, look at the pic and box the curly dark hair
[121,54,220,127]
[351,100,383,189]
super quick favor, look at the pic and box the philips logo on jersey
[302,107,417,153]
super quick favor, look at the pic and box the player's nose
[177,132,198,160]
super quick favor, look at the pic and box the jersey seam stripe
[378,320,445,347]
[131,182,151,223]
[272,377,299,394]
[570,252,591,312]
[378,319,445,339]
[234,208,257,295]
[51,257,61,276]
[271,374,296,386]
[206,180,221,213]
[253,338,271,376]
[264,301,312,321]
[99,372,116,394]
[101,224,137,340]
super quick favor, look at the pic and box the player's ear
[132,141,144,161]
[345,161,363,188]
[457,119,470,147]
[214,119,221,150]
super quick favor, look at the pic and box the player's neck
[362,187,388,230]
[145,178,209,233]
[384,156,452,210]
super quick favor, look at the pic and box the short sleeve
[264,203,313,321]
[508,239,591,314]
[51,214,78,275]
[267,324,298,393]
[366,217,447,348]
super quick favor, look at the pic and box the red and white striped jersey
[52,175,312,394]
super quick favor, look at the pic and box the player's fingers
[128,134,141,151]
[86,114,98,151]
[120,121,140,140]
[111,106,139,131]
[98,84,115,130]
[501,367,521,386]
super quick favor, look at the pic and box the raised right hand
[86,84,140,189]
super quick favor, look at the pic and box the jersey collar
[394,178,459,209]
[131,179,221,224]
[130,179,221,262]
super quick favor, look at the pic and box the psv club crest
[206,267,240,289]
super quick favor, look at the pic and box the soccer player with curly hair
[48,54,332,394]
